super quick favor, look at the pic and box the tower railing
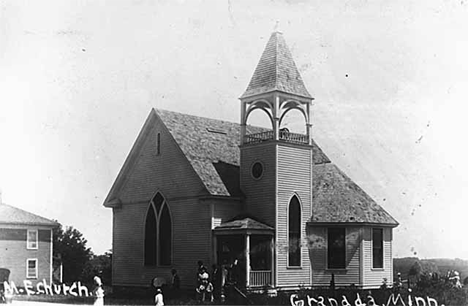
[243,131,309,145]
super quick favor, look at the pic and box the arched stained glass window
[144,205,157,266]
[288,195,301,266]
[144,192,172,266]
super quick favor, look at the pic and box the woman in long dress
[93,275,105,306]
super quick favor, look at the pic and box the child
[155,287,164,306]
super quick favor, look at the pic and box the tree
[53,222,93,283]
[81,251,112,285]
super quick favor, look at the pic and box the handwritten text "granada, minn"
[290,293,444,306]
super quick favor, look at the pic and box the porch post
[271,236,275,287]
[213,234,218,265]
[245,234,250,288]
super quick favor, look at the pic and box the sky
[0,0,467,259]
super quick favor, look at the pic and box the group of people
[447,270,463,288]
[195,259,244,302]
[150,259,244,305]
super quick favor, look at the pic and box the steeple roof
[241,32,312,99]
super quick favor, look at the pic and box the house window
[156,133,161,155]
[288,195,301,267]
[27,230,38,249]
[26,259,38,279]
[372,228,384,269]
[144,192,172,266]
[328,228,346,269]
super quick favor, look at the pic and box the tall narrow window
[144,206,157,266]
[372,228,384,268]
[145,192,172,266]
[288,196,301,266]
[26,259,38,279]
[159,204,172,266]
[328,228,346,269]
[27,229,38,249]
[156,133,161,155]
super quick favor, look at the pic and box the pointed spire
[241,32,312,99]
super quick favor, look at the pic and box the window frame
[327,227,346,270]
[250,161,264,180]
[156,133,161,155]
[144,192,173,267]
[287,195,301,268]
[372,228,384,269]
[27,229,38,250]
[26,258,38,279]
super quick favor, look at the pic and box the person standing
[171,269,180,290]
[155,288,164,306]
[93,275,105,306]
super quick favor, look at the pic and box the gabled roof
[310,163,398,226]
[0,203,58,227]
[241,32,312,99]
[155,109,329,197]
[105,108,397,226]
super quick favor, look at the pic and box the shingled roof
[310,164,398,226]
[156,109,397,226]
[214,217,274,232]
[0,203,58,227]
[241,32,312,99]
[155,109,330,197]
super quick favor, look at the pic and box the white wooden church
[104,32,398,290]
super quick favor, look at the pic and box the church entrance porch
[213,217,274,289]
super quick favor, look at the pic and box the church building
[104,32,398,290]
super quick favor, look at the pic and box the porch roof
[214,217,274,235]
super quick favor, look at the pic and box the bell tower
[239,31,313,288]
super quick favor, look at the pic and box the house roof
[155,109,330,197]
[310,163,398,226]
[0,203,58,227]
[241,32,312,99]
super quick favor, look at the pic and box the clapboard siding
[113,197,212,289]
[309,227,361,287]
[212,200,243,229]
[118,116,207,203]
[112,115,215,288]
[276,145,312,287]
[362,227,393,288]
[0,226,52,285]
[240,143,276,227]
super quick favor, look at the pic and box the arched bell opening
[242,99,275,145]
[279,108,308,135]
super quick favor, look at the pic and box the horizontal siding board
[118,118,207,204]
[309,227,361,287]
[212,200,242,229]
[0,239,52,285]
[240,144,276,227]
[112,198,212,289]
[362,227,393,288]
[276,145,312,286]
